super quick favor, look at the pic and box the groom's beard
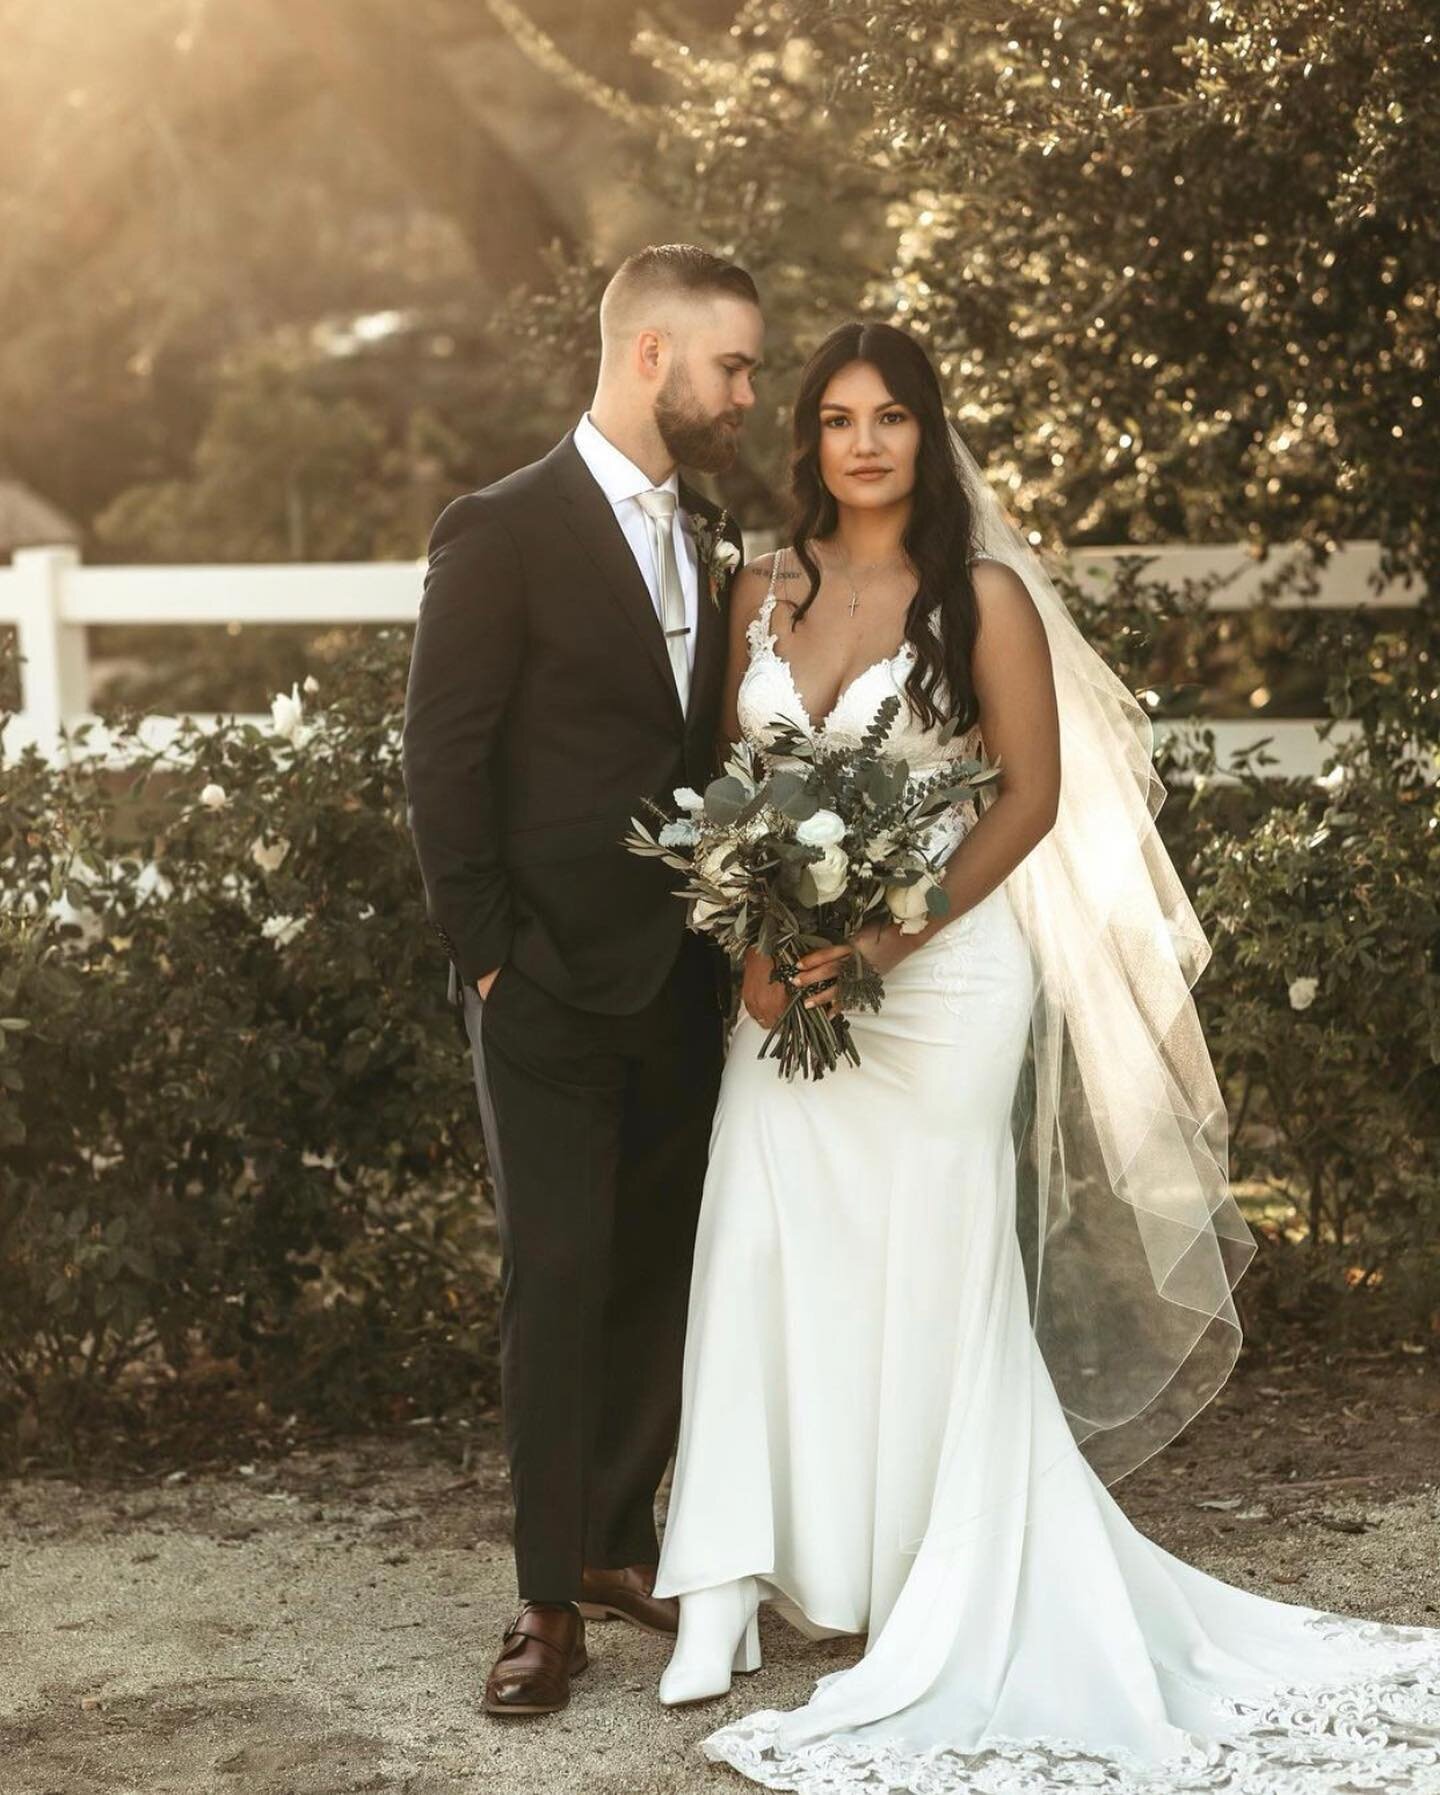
[654,364,742,473]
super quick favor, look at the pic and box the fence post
[12,545,86,758]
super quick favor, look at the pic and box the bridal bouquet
[625,698,1000,1080]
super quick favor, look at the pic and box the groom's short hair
[600,244,759,345]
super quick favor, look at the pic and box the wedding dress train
[651,565,1440,1793]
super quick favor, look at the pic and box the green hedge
[0,632,494,1462]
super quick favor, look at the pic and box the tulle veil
[948,422,1255,1494]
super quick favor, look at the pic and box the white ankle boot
[658,1576,762,1706]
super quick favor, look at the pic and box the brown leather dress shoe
[484,1603,588,1715]
[576,1563,679,1635]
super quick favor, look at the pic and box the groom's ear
[636,328,665,378]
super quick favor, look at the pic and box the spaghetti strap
[745,548,784,659]
[758,546,784,631]
[765,546,783,602]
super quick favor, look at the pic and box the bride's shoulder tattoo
[742,555,802,581]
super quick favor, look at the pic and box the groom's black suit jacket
[402,428,743,1016]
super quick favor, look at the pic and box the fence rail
[0,540,1422,779]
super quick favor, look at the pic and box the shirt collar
[574,412,681,511]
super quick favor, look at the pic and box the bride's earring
[657,1576,762,1706]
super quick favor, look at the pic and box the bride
[649,320,1440,1791]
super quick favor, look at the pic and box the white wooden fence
[0,540,1423,780]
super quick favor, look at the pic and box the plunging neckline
[752,584,916,740]
[768,635,914,739]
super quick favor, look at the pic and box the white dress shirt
[573,411,700,675]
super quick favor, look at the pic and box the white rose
[673,786,705,813]
[699,842,744,890]
[1287,976,1319,1012]
[270,684,304,741]
[796,807,846,848]
[199,783,228,810]
[261,913,307,948]
[808,842,850,904]
[714,539,742,574]
[886,876,937,935]
[251,836,291,875]
[302,674,321,696]
[690,895,728,931]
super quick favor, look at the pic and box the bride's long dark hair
[786,322,981,734]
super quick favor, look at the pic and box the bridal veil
[947,422,1254,1510]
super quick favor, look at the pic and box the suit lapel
[547,431,682,723]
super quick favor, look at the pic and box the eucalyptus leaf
[705,775,750,823]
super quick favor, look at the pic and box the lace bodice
[736,549,986,863]
[737,549,985,778]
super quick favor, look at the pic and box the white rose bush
[628,696,1000,1080]
[0,630,498,1458]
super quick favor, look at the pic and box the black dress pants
[462,932,725,1603]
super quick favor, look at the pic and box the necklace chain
[827,542,910,619]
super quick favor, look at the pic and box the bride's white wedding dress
[651,557,1440,1794]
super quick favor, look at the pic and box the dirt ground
[2,1345,1436,1795]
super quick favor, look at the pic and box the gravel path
[2,1410,1437,1795]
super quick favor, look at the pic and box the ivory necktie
[634,487,690,712]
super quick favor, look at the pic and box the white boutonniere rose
[689,508,740,609]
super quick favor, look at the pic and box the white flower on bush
[270,684,305,741]
[659,819,699,849]
[1288,975,1319,1012]
[199,782,228,810]
[250,836,291,875]
[673,786,705,813]
[47,892,106,946]
[132,860,173,904]
[808,842,850,903]
[302,674,321,696]
[886,874,939,935]
[796,807,846,848]
[261,913,307,948]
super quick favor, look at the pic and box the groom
[402,245,761,1715]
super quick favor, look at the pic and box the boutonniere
[689,509,742,609]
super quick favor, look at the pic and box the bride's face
[816,360,920,510]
